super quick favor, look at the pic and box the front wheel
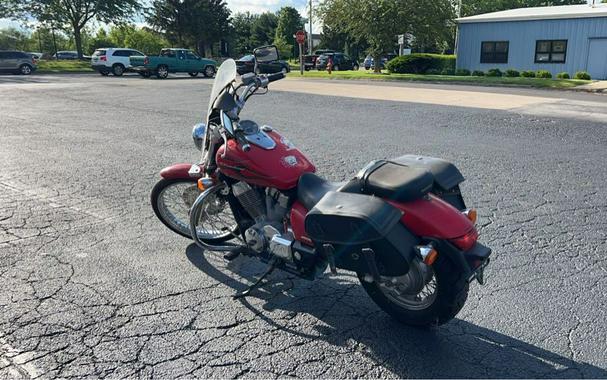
[151,178,237,243]
[358,255,469,326]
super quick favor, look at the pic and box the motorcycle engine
[232,181,294,261]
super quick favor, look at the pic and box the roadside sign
[296,30,306,45]
[398,34,405,45]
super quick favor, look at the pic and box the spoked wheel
[358,255,469,327]
[151,178,237,243]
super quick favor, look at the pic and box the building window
[480,41,509,64]
[535,40,567,63]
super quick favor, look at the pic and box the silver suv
[0,50,37,75]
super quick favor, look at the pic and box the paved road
[1,73,606,379]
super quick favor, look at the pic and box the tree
[4,0,141,58]
[147,0,231,56]
[320,0,402,73]
[274,6,303,58]
[231,12,258,56]
[250,12,278,48]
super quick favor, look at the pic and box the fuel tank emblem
[282,155,298,167]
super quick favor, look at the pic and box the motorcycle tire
[151,178,235,244]
[357,254,469,327]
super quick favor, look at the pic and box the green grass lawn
[37,60,94,73]
[287,69,592,89]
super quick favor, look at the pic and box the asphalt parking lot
[1,73,606,378]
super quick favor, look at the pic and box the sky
[0,0,317,31]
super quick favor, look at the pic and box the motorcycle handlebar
[266,72,285,83]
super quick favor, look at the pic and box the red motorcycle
[151,46,491,326]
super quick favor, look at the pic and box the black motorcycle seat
[355,161,434,203]
[297,173,346,210]
[298,161,434,210]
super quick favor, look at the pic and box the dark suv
[0,50,37,75]
[316,53,359,71]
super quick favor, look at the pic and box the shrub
[505,69,520,77]
[556,72,570,79]
[386,54,456,74]
[426,69,441,75]
[471,70,485,76]
[521,70,536,78]
[441,68,455,75]
[486,68,502,77]
[536,70,552,78]
[574,71,591,80]
[455,69,471,76]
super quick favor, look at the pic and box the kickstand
[233,259,279,299]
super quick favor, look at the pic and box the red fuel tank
[216,130,315,190]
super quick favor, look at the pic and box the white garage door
[587,38,607,80]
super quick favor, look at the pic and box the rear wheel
[156,65,169,79]
[19,64,32,75]
[358,255,469,326]
[112,63,125,76]
[151,178,237,243]
[203,65,215,78]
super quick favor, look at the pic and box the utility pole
[309,0,313,54]
[454,0,463,56]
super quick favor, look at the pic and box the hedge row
[386,54,456,75]
[454,68,591,80]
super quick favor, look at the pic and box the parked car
[303,49,335,70]
[52,51,91,60]
[0,50,37,75]
[316,53,359,71]
[91,48,146,76]
[28,52,44,60]
[364,53,397,70]
[129,48,217,79]
[235,54,290,75]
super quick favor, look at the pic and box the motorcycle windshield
[208,59,237,120]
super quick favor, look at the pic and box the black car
[316,53,359,71]
[235,54,290,75]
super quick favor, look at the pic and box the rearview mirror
[254,45,279,63]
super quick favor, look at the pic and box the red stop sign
[295,30,306,44]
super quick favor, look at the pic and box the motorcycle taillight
[450,228,479,251]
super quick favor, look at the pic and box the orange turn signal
[463,208,477,225]
[416,245,439,266]
[197,178,215,191]
[423,248,438,265]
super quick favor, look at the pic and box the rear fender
[387,194,474,239]
[159,163,202,180]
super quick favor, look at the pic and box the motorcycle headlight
[192,123,206,151]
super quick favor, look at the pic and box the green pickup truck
[130,48,217,79]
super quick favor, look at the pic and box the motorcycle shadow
[185,243,606,378]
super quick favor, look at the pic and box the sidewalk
[274,78,607,123]
[575,81,607,93]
